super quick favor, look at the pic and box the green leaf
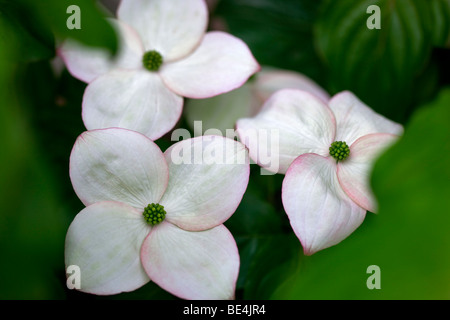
[0,30,69,299]
[314,0,449,122]
[16,0,118,54]
[225,169,300,299]
[238,234,301,299]
[270,88,450,299]
[369,88,450,298]
[0,0,118,63]
[215,0,325,84]
[0,1,55,61]
[428,0,450,47]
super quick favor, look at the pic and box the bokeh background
[0,0,449,299]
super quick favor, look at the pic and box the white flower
[66,128,250,299]
[237,90,403,254]
[185,66,330,135]
[60,0,260,140]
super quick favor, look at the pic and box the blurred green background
[0,0,449,299]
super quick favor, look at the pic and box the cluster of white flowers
[61,0,402,299]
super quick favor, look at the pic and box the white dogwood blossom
[60,0,259,140]
[184,67,330,135]
[237,90,403,254]
[66,128,249,299]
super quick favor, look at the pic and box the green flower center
[142,50,163,72]
[143,203,166,226]
[329,141,350,162]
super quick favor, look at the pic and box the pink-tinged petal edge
[117,0,208,62]
[69,127,169,209]
[58,19,144,83]
[65,201,151,295]
[236,89,336,174]
[160,31,260,99]
[160,135,250,231]
[329,91,404,145]
[254,68,330,104]
[282,153,366,255]
[81,69,183,141]
[140,221,239,300]
[337,133,399,213]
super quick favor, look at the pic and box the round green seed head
[329,141,350,162]
[142,50,163,72]
[143,203,166,226]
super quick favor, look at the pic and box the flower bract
[237,90,403,254]
[185,66,330,136]
[66,128,250,299]
[60,0,260,140]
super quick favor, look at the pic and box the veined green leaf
[270,88,450,299]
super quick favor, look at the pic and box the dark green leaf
[215,0,325,85]
[428,0,450,47]
[16,0,118,53]
[270,88,450,299]
[0,30,69,299]
[225,169,299,299]
[314,0,449,122]
[0,1,54,61]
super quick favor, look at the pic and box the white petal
[254,67,330,103]
[82,69,183,140]
[117,0,208,61]
[282,153,366,255]
[69,128,169,208]
[65,201,150,295]
[183,67,330,137]
[160,136,249,231]
[160,31,260,99]
[338,133,399,213]
[141,222,239,300]
[237,89,336,174]
[329,91,404,145]
[59,19,144,83]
